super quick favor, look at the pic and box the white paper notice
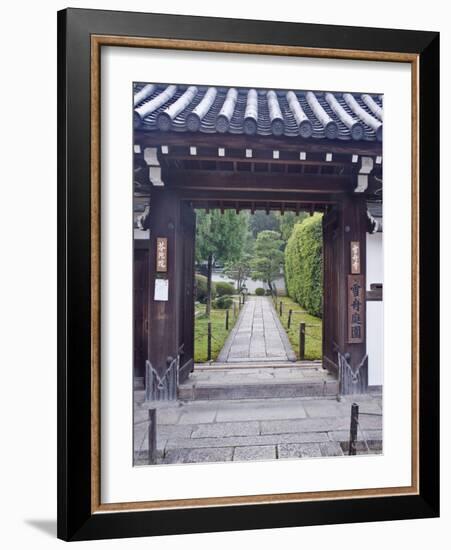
[154,279,168,301]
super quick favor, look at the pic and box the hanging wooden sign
[350,241,361,274]
[347,274,365,343]
[156,237,168,272]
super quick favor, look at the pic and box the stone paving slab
[191,421,260,438]
[164,447,233,464]
[277,441,344,458]
[177,408,217,425]
[261,417,351,434]
[234,445,276,461]
[158,424,195,439]
[215,399,307,422]
[362,429,383,441]
[303,401,355,417]
[164,431,331,451]
[328,430,366,442]
[320,441,344,456]
[278,443,323,459]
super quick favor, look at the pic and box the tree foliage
[195,210,247,264]
[248,211,280,238]
[277,211,307,243]
[284,214,323,317]
[195,210,247,316]
[250,230,284,292]
[195,274,216,303]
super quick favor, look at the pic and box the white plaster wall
[367,232,384,289]
[366,232,384,386]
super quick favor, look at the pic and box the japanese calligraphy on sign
[156,237,168,272]
[348,274,365,343]
[350,241,361,274]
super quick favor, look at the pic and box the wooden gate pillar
[323,195,368,394]
[146,189,182,400]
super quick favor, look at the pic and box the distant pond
[211,268,286,295]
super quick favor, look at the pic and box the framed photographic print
[57,8,439,541]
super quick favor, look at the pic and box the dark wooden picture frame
[57,8,439,541]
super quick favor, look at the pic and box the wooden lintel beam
[135,130,382,156]
[164,169,355,194]
[159,152,354,168]
[190,200,328,213]
[176,189,339,205]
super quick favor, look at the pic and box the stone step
[178,379,339,401]
[195,361,321,370]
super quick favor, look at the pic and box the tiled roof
[133,83,383,142]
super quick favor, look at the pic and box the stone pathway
[217,296,296,362]
[133,391,383,465]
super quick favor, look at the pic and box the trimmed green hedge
[195,274,216,303]
[215,281,235,297]
[255,287,265,296]
[213,295,233,309]
[284,214,323,318]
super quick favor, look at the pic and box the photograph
[54,7,440,540]
[132,81,384,466]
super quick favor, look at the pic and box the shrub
[213,295,233,309]
[285,214,323,317]
[195,274,216,303]
[255,287,265,296]
[215,281,235,297]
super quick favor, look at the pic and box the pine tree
[250,230,284,294]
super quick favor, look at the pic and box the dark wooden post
[148,408,157,464]
[288,309,292,329]
[299,322,306,360]
[279,300,283,316]
[178,202,196,384]
[207,321,212,361]
[349,403,359,455]
[206,253,213,317]
[322,196,368,394]
[225,309,229,330]
[147,189,181,401]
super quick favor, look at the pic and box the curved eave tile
[133,83,382,142]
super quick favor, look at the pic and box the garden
[193,209,324,363]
